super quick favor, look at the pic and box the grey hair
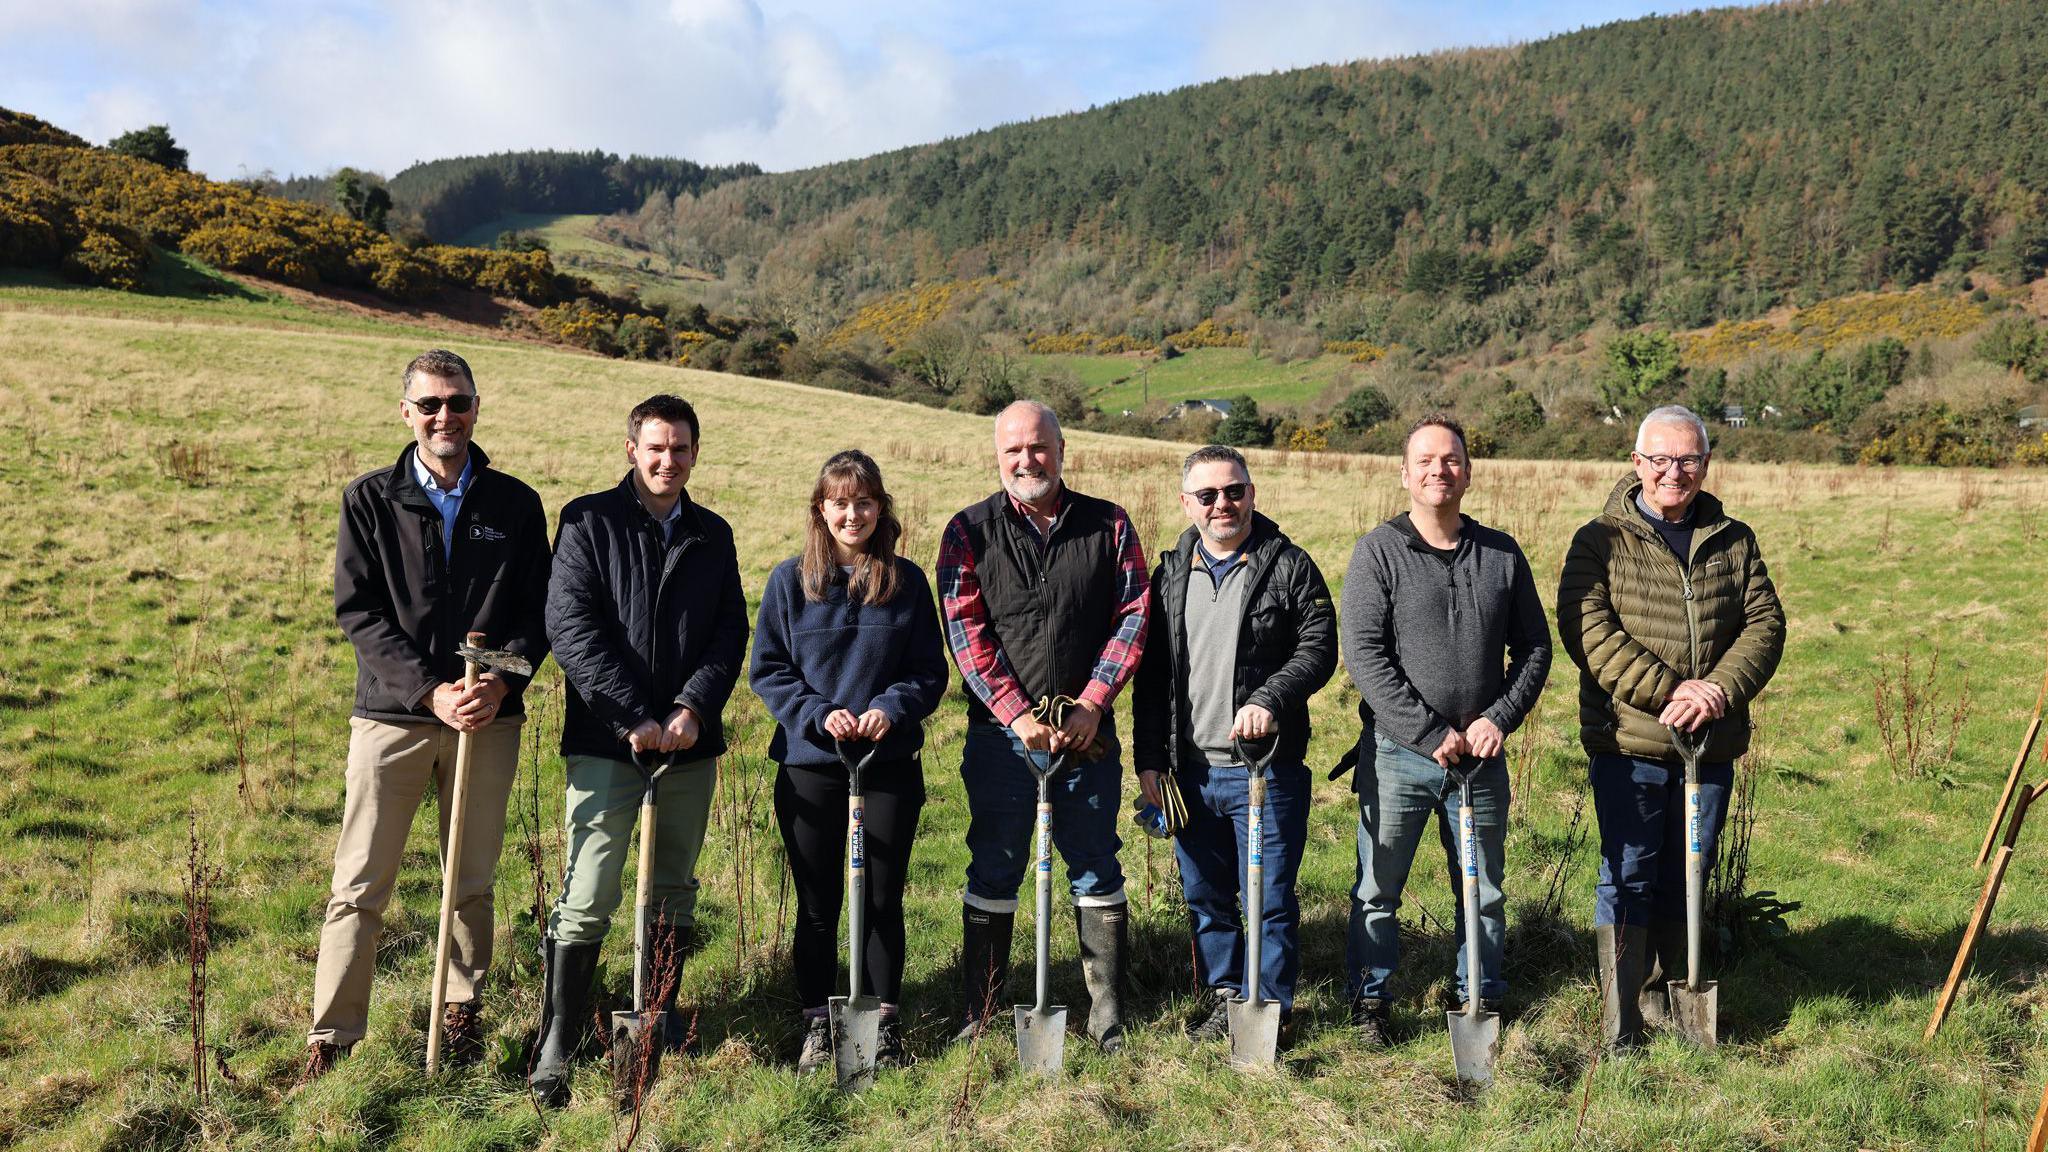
[995,399,1062,441]
[1636,405,1710,454]
[402,349,475,397]
[1181,443,1249,482]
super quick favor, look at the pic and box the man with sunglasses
[1340,415,1550,1046]
[938,400,1152,1050]
[1132,445,1335,1044]
[1557,405,1783,1051]
[305,350,551,1081]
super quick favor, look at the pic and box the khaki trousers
[308,715,523,1047]
[547,753,718,945]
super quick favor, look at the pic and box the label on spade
[1463,808,1478,877]
[1036,810,1052,871]
[1689,797,1702,854]
[849,815,865,869]
[1247,808,1263,867]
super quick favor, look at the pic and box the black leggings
[774,757,925,1011]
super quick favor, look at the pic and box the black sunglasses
[405,394,475,415]
[1186,483,1249,507]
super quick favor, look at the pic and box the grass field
[448,214,709,309]
[1030,348,1358,415]
[2,281,2047,1150]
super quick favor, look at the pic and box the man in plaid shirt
[937,400,1151,1051]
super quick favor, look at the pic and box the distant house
[2021,405,2046,431]
[1722,404,1746,428]
[1163,398,1234,420]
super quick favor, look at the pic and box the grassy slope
[1033,349,1356,414]
[448,213,709,309]
[1,283,2045,1150]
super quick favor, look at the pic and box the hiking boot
[1598,923,1651,1053]
[875,1016,907,1070]
[441,1001,484,1067]
[1076,902,1130,1053]
[796,1015,832,1075]
[1455,998,1505,1018]
[955,905,1014,1041]
[1350,996,1392,1048]
[530,937,602,1109]
[298,1039,346,1086]
[1185,986,1234,1042]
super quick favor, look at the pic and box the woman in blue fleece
[750,449,949,1074]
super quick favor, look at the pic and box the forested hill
[388,150,762,240]
[647,0,2048,344]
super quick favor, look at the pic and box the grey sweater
[1340,513,1552,759]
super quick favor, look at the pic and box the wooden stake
[1980,640,2048,869]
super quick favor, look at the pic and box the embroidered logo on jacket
[469,523,507,542]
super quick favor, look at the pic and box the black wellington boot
[955,905,1014,1041]
[1076,902,1130,1053]
[529,937,602,1108]
[1597,923,1651,1053]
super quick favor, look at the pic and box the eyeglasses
[405,394,475,415]
[1185,483,1249,507]
[1636,453,1705,474]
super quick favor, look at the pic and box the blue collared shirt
[412,450,474,561]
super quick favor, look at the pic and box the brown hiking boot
[298,1039,344,1086]
[442,1001,484,1067]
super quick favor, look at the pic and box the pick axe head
[458,632,533,679]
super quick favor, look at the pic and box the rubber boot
[1596,924,1650,1053]
[651,924,695,1054]
[1076,902,1130,1053]
[1641,920,1685,1028]
[955,905,1014,1040]
[529,937,602,1108]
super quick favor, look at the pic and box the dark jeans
[1345,732,1509,1004]
[774,757,925,1010]
[1589,752,1732,928]
[960,717,1126,909]
[1172,759,1309,1010]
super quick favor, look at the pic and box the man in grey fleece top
[1339,415,1550,1045]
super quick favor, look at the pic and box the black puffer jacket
[335,443,551,723]
[1132,514,1338,774]
[546,475,749,762]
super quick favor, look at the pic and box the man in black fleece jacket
[529,394,748,1107]
[1339,416,1550,1044]
[305,350,550,1081]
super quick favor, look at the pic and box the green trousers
[547,753,718,945]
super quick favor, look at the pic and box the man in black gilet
[936,401,1153,1051]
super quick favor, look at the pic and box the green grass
[449,213,711,306]
[2,289,2046,1149]
[1031,348,1361,415]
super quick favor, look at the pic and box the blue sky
[0,1,1762,179]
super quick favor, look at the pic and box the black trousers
[774,756,925,1010]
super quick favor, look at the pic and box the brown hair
[1404,413,1468,462]
[801,450,902,605]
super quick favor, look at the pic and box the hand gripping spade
[1666,721,1719,1047]
[1445,757,1501,1086]
[610,745,686,1105]
[1014,699,1073,1079]
[1226,732,1283,1069]
[829,738,885,1092]
[425,632,532,1075]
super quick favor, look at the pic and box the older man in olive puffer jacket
[1556,404,1785,1052]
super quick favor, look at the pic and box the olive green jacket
[1555,474,1786,762]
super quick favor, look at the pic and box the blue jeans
[1346,732,1509,1004]
[1173,759,1308,1010]
[1590,752,1732,928]
[960,717,1126,908]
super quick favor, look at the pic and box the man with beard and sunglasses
[1339,414,1550,1046]
[937,400,1152,1051]
[528,393,748,1107]
[305,350,551,1082]
[1132,444,1336,1046]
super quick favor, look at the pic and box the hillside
[2,281,2047,1149]
[637,0,2048,355]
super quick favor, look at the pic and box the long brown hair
[801,449,903,604]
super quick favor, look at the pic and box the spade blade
[1447,1008,1500,1086]
[1667,979,1718,1047]
[1226,996,1281,1069]
[828,994,883,1093]
[1014,1004,1067,1079]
